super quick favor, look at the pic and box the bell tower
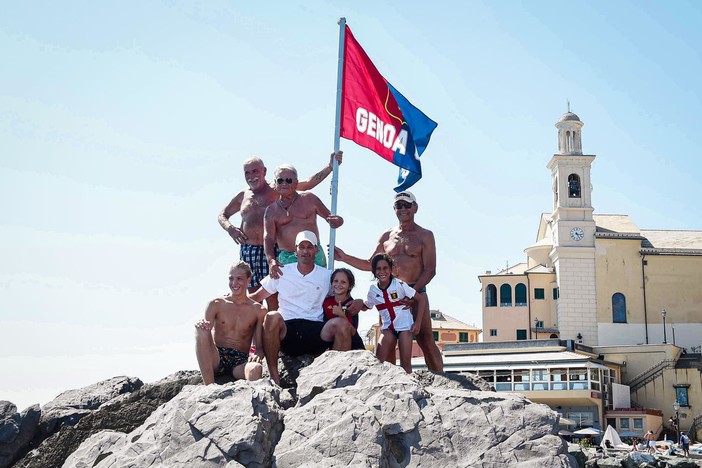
[547,110,598,345]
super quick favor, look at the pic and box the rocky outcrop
[0,402,40,468]
[66,351,576,467]
[14,371,201,468]
[39,376,143,438]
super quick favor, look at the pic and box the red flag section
[340,25,405,164]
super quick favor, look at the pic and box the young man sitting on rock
[250,230,362,385]
[195,261,266,384]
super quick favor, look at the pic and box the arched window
[550,333,559,339]
[568,174,581,198]
[515,283,527,306]
[500,284,512,307]
[485,284,497,307]
[612,293,626,323]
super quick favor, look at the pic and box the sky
[1,1,700,411]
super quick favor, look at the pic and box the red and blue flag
[339,25,437,192]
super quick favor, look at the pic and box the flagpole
[328,16,346,268]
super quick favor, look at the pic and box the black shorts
[281,319,333,357]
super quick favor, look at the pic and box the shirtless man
[264,164,343,278]
[218,153,341,309]
[195,261,266,384]
[335,191,443,372]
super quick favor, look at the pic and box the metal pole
[327,17,346,269]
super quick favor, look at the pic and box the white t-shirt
[365,277,416,331]
[260,264,331,321]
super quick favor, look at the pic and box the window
[495,370,512,391]
[590,368,601,391]
[500,284,512,306]
[567,411,593,427]
[532,369,548,390]
[569,369,588,390]
[515,283,527,306]
[459,332,469,343]
[550,368,567,390]
[477,370,495,383]
[490,329,498,337]
[485,284,497,307]
[432,331,439,342]
[612,293,627,323]
[568,174,581,198]
[535,320,544,328]
[633,418,643,430]
[516,329,527,340]
[534,288,545,300]
[619,418,630,429]
[553,287,559,300]
[513,370,530,391]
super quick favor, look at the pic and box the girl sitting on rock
[322,268,365,350]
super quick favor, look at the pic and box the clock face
[570,227,585,241]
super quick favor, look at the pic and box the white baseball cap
[295,230,318,246]
[394,191,417,205]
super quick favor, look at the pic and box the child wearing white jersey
[364,253,425,373]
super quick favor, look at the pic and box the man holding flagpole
[335,190,443,372]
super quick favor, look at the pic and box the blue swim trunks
[216,346,248,373]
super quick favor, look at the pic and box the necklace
[277,194,299,216]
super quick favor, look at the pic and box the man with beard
[334,191,443,372]
[218,153,341,310]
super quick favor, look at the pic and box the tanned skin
[335,198,443,372]
[195,263,266,384]
[218,152,342,310]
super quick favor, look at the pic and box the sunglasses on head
[276,177,295,184]
[394,202,413,209]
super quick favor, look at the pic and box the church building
[479,112,702,352]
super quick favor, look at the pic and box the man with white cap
[335,191,443,372]
[250,230,357,385]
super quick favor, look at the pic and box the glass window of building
[495,370,512,391]
[534,288,545,300]
[513,370,530,391]
[516,329,527,340]
[620,418,630,429]
[490,329,498,337]
[515,283,527,306]
[633,418,643,430]
[612,293,626,323]
[485,284,497,307]
[500,284,512,306]
[569,369,588,390]
[477,370,495,383]
[459,332,469,342]
[550,368,568,390]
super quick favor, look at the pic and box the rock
[666,458,701,468]
[568,443,587,467]
[14,371,201,468]
[595,457,624,467]
[0,402,40,468]
[39,376,143,437]
[65,381,284,468]
[622,451,657,467]
[69,351,576,467]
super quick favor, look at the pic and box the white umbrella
[574,427,602,435]
[558,417,577,426]
[558,429,575,436]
